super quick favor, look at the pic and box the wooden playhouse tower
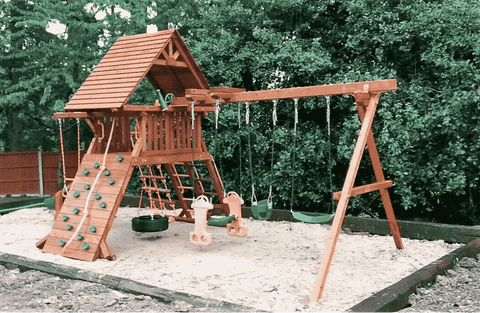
[38,30,232,262]
[39,29,404,302]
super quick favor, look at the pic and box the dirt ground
[401,255,480,312]
[0,265,197,312]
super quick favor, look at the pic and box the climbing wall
[42,153,133,261]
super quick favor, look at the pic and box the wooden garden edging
[0,252,259,312]
[349,238,480,312]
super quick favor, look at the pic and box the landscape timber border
[0,252,259,312]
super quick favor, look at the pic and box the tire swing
[132,215,169,232]
[244,101,274,221]
[289,98,334,224]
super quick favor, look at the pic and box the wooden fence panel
[0,151,85,195]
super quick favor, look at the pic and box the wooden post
[37,147,44,197]
[309,93,381,302]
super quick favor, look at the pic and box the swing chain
[272,99,278,126]
[326,95,331,137]
[245,102,250,125]
[215,98,220,129]
[190,100,195,131]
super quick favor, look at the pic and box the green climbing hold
[94,193,102,200]
[116,154,124,162]
[66,224,73,231]
[72,207,80,214]
[108,178,115,185]
[59,240,66,247]
[82,168,90,175]
[89,225,96,233]
[103,169,110,176]
[99,201,106,209]
[93,162,100,169]
[81,242,90,251]
[84,184,90,190]
[62,215,69,222]
[72,191,80,198]
[77,233,84,241]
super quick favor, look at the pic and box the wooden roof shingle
[65,30,210,111]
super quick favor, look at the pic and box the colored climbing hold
[73,191,80,198]
[94,193,102,200]
[89,225,96,233]
[108,178,115,185]
[66,224,73,231]
[103,169,111,176]
[99,201,106,209]
[62,215,69,222]
[84,184,90,190]
[77,233,84,241]
[116,154,124,162]
[83,168,90,175]
[93,162,100,169]
[59,240,66,247]
[81,242,90,251]
[72,207,80,214]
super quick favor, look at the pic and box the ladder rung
[181,186,194,190]
[141,186,170,193]
[172,174,190,178]
[197,178,211,182]
[201,192,217,196]
[139,174,166,179]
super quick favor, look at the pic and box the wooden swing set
[38,29,403,302]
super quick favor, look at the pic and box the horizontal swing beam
[173,79,397,106]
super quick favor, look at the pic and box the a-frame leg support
[309,92,403,302]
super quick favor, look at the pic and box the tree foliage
[2,0,479,224]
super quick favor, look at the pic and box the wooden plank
[91,61,152,74]
[84,69,146,80]
[132,152,211,165]
[68,97,127,105]
[71,92,132,101]
[114,30,174,42]
[101,50,160,63]
[332,180,393,201]
[80,79,140,88]
[74,87,134,94]
[111,33,171,47]
[153,59,188,68]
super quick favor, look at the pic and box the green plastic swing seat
[207,214,236,227]
[292,211,334,224]
[251,199,273,220]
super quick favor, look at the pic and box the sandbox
[0,204,465,312]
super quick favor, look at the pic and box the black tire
[132,215,169,232]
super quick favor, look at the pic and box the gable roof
[64,29,210,111]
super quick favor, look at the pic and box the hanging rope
[63,117,117,253]
[76,118,81,169]
[238,103,243,198]
[245,102,250,125]
[190,100,196,199]
[58,119,68,196]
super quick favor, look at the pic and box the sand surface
[0,207,462,312]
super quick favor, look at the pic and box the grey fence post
[38,147,44,197]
